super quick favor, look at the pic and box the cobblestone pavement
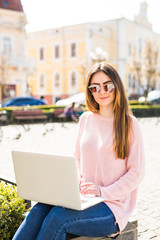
[0,117,160,239]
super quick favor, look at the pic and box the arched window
[70,43,76,57]
[52,72,61,103]
[39,47,45,61]
[3,37,11,56]
[40,75,44,88]
[53,72,61,94]
[55,73,60,88]
[54,45,60,59]
[69,70,78,93]
[71,72,76,87]
[128,43,132,56]
[128,73,132,88]
[38,73,46,94]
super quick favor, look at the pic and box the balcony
[6,56,35,74]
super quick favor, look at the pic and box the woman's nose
[99,85,105,94]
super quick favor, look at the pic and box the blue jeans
[12,202,119,240]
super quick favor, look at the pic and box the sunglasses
[88,82,115,94]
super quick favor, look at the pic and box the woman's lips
[99,96,109,100]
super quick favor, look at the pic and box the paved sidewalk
[0,118,160,239]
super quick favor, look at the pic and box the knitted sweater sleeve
[74,112,86,181]
[100,117,145,200]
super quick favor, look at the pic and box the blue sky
[21,0,160,34]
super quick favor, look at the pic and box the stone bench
[66,220,138,240]
[1,178,138,240]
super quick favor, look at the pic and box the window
[3,37,11,56]
[128,43,132,56]
[138,38,142,54]
[128,74,132,88]
[54,45,60,59]
[69,70,78,93]
[38,73,46,93]
[70,43,76,58]
[39,47,44,60]
[55,73,60,88]
[71,72,76,87]
[40,75,44,88]
[53,72,61,97]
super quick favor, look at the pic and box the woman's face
[89,71,115,109]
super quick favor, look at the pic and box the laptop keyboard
[80,194,94,203]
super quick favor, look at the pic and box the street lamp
[90,47,108,64]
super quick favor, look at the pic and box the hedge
[130,104,160,118]
[0,103,160,123]
[0,182,28,240]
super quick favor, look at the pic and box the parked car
[150,97,160,105]
[2,97,46,107]
[138,90,160,104]
[56,93,85,106]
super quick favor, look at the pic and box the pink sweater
[74,111,145,232]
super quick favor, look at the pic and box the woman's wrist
[98,186,102,197]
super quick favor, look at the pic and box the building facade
[27,23,113,103]
[0,0,35,103]
[27,2,160,104]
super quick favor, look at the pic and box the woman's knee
[36,207,69,239]
[42,206,75,234]
[44,206,68,225]
[27,203,52,221]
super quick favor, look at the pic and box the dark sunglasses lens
[104,84,109,92]
[90,86,97,93]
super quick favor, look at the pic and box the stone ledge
[66,220,138,240]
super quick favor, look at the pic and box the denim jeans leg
[36,202,119,240]
[12,203,53,240]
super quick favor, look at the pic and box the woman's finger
[81,185,95,194]
[81,188,96,197]
[80,184,101,197]
[80,182,94,188]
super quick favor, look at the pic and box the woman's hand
[80,182,101,197]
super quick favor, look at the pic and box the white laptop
[12,150,104,210]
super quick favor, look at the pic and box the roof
[0,0,23,12]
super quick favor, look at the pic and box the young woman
[13,62,145,240]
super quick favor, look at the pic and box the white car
[56,93,85,106]
[138,90,160,102]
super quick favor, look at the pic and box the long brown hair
[85,62,132,159]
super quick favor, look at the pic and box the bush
[0,182,28,240]
[129,100,150,105]
[130,104,160,117]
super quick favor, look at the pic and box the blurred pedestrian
[40,95,48,104]
[64,102,78,122]
[75,103,84,117]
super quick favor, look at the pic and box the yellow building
[0,0,35,103]
[27,23,112,104]
[27,2,160,104]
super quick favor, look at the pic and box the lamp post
[79,47,108,91]
[90,47,108,64]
